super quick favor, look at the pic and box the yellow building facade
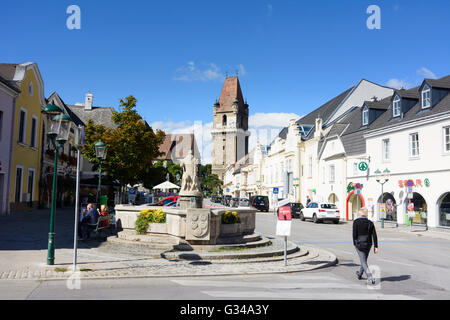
[7,63,46,212]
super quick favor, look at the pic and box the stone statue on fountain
[179,151,203,208]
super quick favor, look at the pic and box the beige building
[211,76,250,181]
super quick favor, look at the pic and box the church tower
[211,76,250,181]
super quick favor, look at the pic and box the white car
[299,202,340,224]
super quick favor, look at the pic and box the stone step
[116,230,181,245]
[215,233,262,245]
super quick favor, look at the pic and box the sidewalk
[0,208,337,281]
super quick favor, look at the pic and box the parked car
[276,200,304,218]
[222,195,232,206]
[231,197,240,207]
[151,196,179,206]
[165,201,178,207]
[300,202,340,224]
[249,195,270,212]
[239,198,250,207]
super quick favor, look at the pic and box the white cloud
[174,62,247,82]
[267,4,273,16]
[249,112,300,128]
[151,112,301,164]
[417,67,437,79]
[386,78,410,90]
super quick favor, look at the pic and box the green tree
[82,96,166,189]
[199,164,222,195]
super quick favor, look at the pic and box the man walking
[353,207,378,285]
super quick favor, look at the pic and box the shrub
[135,209,166,235]
[221,210,241,224]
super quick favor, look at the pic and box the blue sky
[1,0,449,162]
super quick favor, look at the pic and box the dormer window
[393,96,401,117]
[362,106,369,126]
[422,84,431,108]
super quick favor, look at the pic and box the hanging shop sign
[358,162,368,171]
[347,182,364,193]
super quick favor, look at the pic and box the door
[0,174,3,214]
[27,170,34,207]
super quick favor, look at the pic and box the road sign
[273,188,279,194]
[358,162,368,171]
[276,220,291,236]
[278,206,292,221]
[406,180,414,187]
[354,183,361,190]
[226,188,230,193]
[407,187,413,193]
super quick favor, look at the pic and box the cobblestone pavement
[0,208,336,281]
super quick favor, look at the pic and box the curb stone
[0,246,337,281]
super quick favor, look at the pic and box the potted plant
[135,208,167,235]
[220,210,242,236]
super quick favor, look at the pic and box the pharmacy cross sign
[358,162,368,171]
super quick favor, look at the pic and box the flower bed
[135,208,166,235]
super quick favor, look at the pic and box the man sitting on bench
[79,203,99,240]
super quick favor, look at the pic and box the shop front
[438,192,450,227]
[405,192,427,226]
[377,192,397,222]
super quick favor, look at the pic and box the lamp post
[42,102,73,265]
[73,125,84,271]
[375,168,390,229]
[94,141,108,208]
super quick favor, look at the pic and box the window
[322,166,325,184]
[308,156,312,177]
[329,165,335,183]
[28,82,33,96]
[15,167,23,202]
[18,109,27,144]
[382,139,390,161]
[422,85,431,108]
[410,133,419,157]
[27,169,35,204]
[0,111,3,141]
[30,116,37,148]
[222,115,227,126]
[393,96,401,117]
[444,126,450,153]
[362,107,369,125]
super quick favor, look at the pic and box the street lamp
[42,102,73,265]
[375,168,390,228]
[94,140,108,208]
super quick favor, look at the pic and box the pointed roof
[217,76,245,113]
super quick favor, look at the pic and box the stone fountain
[109,152,301,261]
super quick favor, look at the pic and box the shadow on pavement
[0,208,111,251]
[380,275,411,282]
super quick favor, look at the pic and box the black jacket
[353,217,378,249]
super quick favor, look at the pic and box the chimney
[314,117,323,138]
[85,92,93,110]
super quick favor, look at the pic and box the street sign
[407,202,414,211]
[273,188,279,194]
[276,220,291,236]
[128,188,136,203]
[278,206,292,221]
[358,162,368,171]
[406,180,414,187]
[407,187,413,193]
[379,203,386,219]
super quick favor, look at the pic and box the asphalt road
[1,204,450,300]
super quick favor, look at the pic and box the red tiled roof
[157,133,196,161]
[217,76,245,113]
